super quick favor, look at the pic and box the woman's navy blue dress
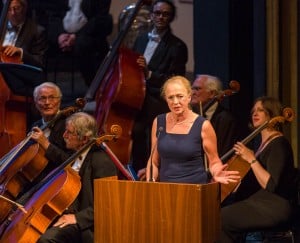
[157,114,208,184]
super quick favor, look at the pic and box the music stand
[0,63,45,97]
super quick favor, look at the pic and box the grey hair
[66,112,98,140]
[196,74,222,94]
[33,82,62,102]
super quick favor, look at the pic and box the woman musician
[219,96,297,242]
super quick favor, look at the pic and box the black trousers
[37,224,82,243]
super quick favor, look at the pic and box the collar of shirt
[71,147,90,172]
[3,21,23,46]
[205,102,218,120]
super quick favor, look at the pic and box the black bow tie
[148,32,161,42]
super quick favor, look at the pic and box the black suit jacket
[66,145,117,242]
[210,104,239,158]
[31,116,73,181]
[133,28,188,96]
[16,18,48,68]
[133,28,188,121]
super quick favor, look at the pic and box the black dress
[220,136,296,243]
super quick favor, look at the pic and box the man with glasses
[28,82,73,186]
[131,0,188,173]
[190,74,239,159]
[1,0,48,68]
[37,112,117,243]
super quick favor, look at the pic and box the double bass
[85,0,152,167]
[0,126,122,243]
[0,0,35,158]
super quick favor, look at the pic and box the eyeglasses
[38,96,61,103]
[153,11,172,18]
[64,129,78,137]
[191,86,201,91]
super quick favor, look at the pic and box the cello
[84,0,152,167]
[0,125,122,243]
[0,99,85,223]
[220,107,295,202]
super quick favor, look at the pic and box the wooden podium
[94,179,220,243]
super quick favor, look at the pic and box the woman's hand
[211,163,240,184]
[233,142,256,164]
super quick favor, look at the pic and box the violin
[0,125,122,243]
[0,98,85,223]
[220,107,295,202]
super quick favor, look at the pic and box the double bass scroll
[220,107,295,202]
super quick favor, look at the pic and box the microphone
[149,126,163,182]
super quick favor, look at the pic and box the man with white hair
[190,74,239,158]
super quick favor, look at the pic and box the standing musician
[131,0,188,173]
[0,0,48,68]
[51,0,113,86]
[190,74,239,158]
[219,97,297,242]
[37,112,117,243]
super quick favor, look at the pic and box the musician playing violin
[0,0,48,68]
[37,112,117,243]
[219,97,297,243]
[190,74,239,157]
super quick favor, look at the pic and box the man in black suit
[37,112,117,243]
[190,74,239,158]
[28,82,73,187]
[1,0,48,68]
[47,0,113,86]
[131,0,188,172]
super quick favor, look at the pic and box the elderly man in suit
[131,0,188,173]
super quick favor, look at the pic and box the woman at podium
[145,75,240,184]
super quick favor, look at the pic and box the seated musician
[218,97,297,242]
[37,112,117,243]
[190,74,239,158]
[0,0,48,68]
[28,82,73,187]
